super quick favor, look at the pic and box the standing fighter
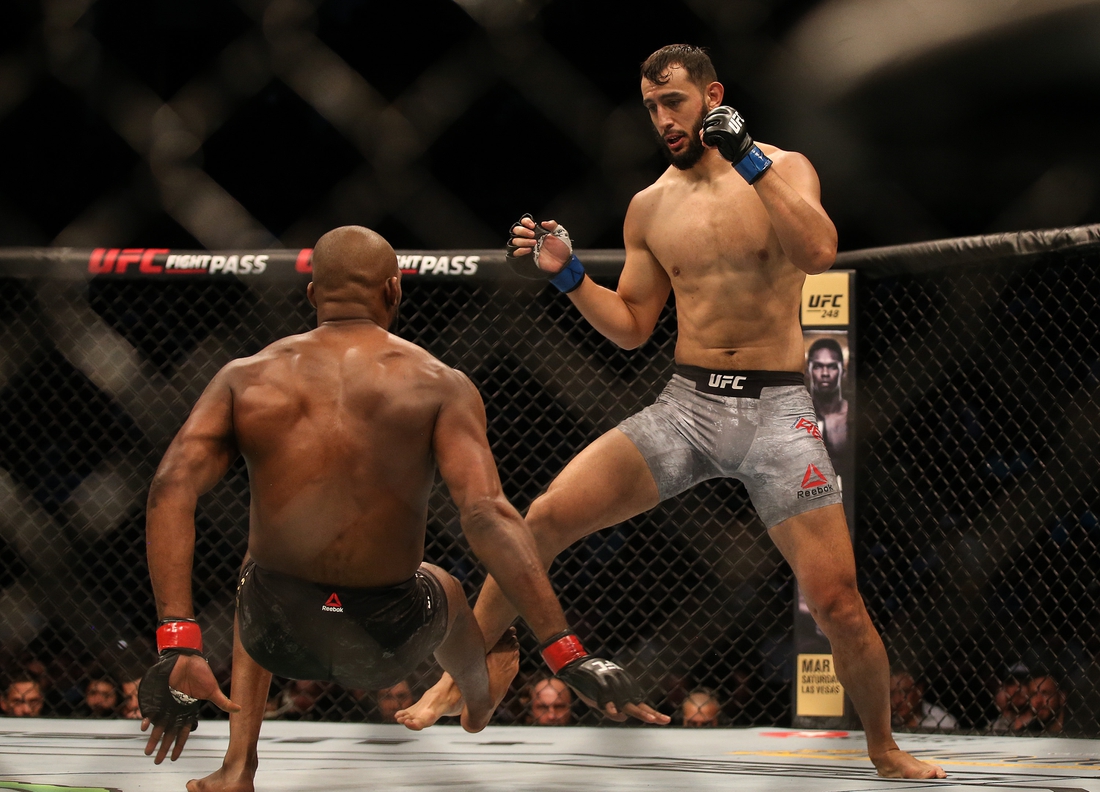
[404,45,945,779]
[138,226,666,792]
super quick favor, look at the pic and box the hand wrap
[539,630,645,711]
[139,619,204,732]
[701,106,772,184]
[505,214,586,293]
[138,649,202,732]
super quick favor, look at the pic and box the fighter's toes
[872,749,946,779]
[394,708,429,731]
[185,767,255,792]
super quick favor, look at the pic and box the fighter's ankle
[221,756,259,777]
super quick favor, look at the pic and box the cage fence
[0,230,1097,736]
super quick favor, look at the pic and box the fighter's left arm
[147,367,240,621]
[751,149,838,275]
[141,366,242,763]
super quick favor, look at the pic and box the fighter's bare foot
[396,674,464,731]
[186,763,257,792]
[397,629,522,731]
[871,748,946,779]
[460,628,520,734]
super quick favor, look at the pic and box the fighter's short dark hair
[808,338,844,361]
[684,686,721,704]
[641,45,717,90]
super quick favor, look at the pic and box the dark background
[1,0,1099,735]
[2,0,1099,252]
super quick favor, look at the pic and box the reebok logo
[797,463,834,500]
[707,374,746,390]
[793,416,822,441]
[322,593,344,613]
[801,464,828,488]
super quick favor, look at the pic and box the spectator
[376,680,414,723]
[1,676,45,718]
[118,678,142,719]
[76,671,119,718]
[264,680,333,720]
[528,677,572,726]
[681,688,721,727]
[987,667,1066,735]
[889,671,957,732]
[1026,674,1066,735]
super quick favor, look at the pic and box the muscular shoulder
[758,144,820,187]
[429,362,479,404]
[624,181,666,237]
[217,332,311,384]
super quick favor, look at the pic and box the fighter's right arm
[513,198,671,349]
[433,370,668,724]
[432,370,571,641]
[565,198,671,349]
[146,367,239,621]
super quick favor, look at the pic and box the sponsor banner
[800,271,849,326]
[82,249,493,279]
[794,271,856,728]
[0,248,633,281]
[796,654,846,717]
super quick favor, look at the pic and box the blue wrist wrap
[734,145,772,185]
[550,254,585,293]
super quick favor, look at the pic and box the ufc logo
[708,374,746,390]
[808,294,843,308]
[587,659,619,673]
[730,111,745,133]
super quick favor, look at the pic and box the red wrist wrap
[541,633,587,674]
[156,620,203,653]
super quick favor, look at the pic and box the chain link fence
[852,229,1100,738]
[1,230,1099,736]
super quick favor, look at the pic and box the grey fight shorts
[617,366,844,528]
[237,561,449,690]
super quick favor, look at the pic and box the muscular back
[224,322,449,586]
[634,145,808,372]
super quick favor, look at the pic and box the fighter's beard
[659,112,706,170]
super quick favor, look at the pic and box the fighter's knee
[419,564,463,607]
[807,584,867,635]
[524,492,574,561]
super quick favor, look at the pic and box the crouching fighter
[138,226,668,791]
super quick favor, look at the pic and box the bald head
[309,226,400,324]
[682,690,721,727]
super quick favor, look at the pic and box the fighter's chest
[645,186,775,274]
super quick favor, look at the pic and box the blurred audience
[528,677,572,726]
[75,670,119,718]
[681,688,722,727]
[118,678,142,719]
[889,670,957,732]
[376,680,414,723]
[1,676,45,718]
[988,666,1066,735]
[265,679,329,720]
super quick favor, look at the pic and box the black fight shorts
[236,561,449,690]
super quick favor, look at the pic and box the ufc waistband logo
[708,374,746,390]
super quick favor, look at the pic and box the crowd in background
[0,645,1074,736]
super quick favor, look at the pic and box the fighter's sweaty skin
[226,321,451,588]
[627,143,809,373]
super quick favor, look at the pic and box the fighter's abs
[645,183,806,371]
